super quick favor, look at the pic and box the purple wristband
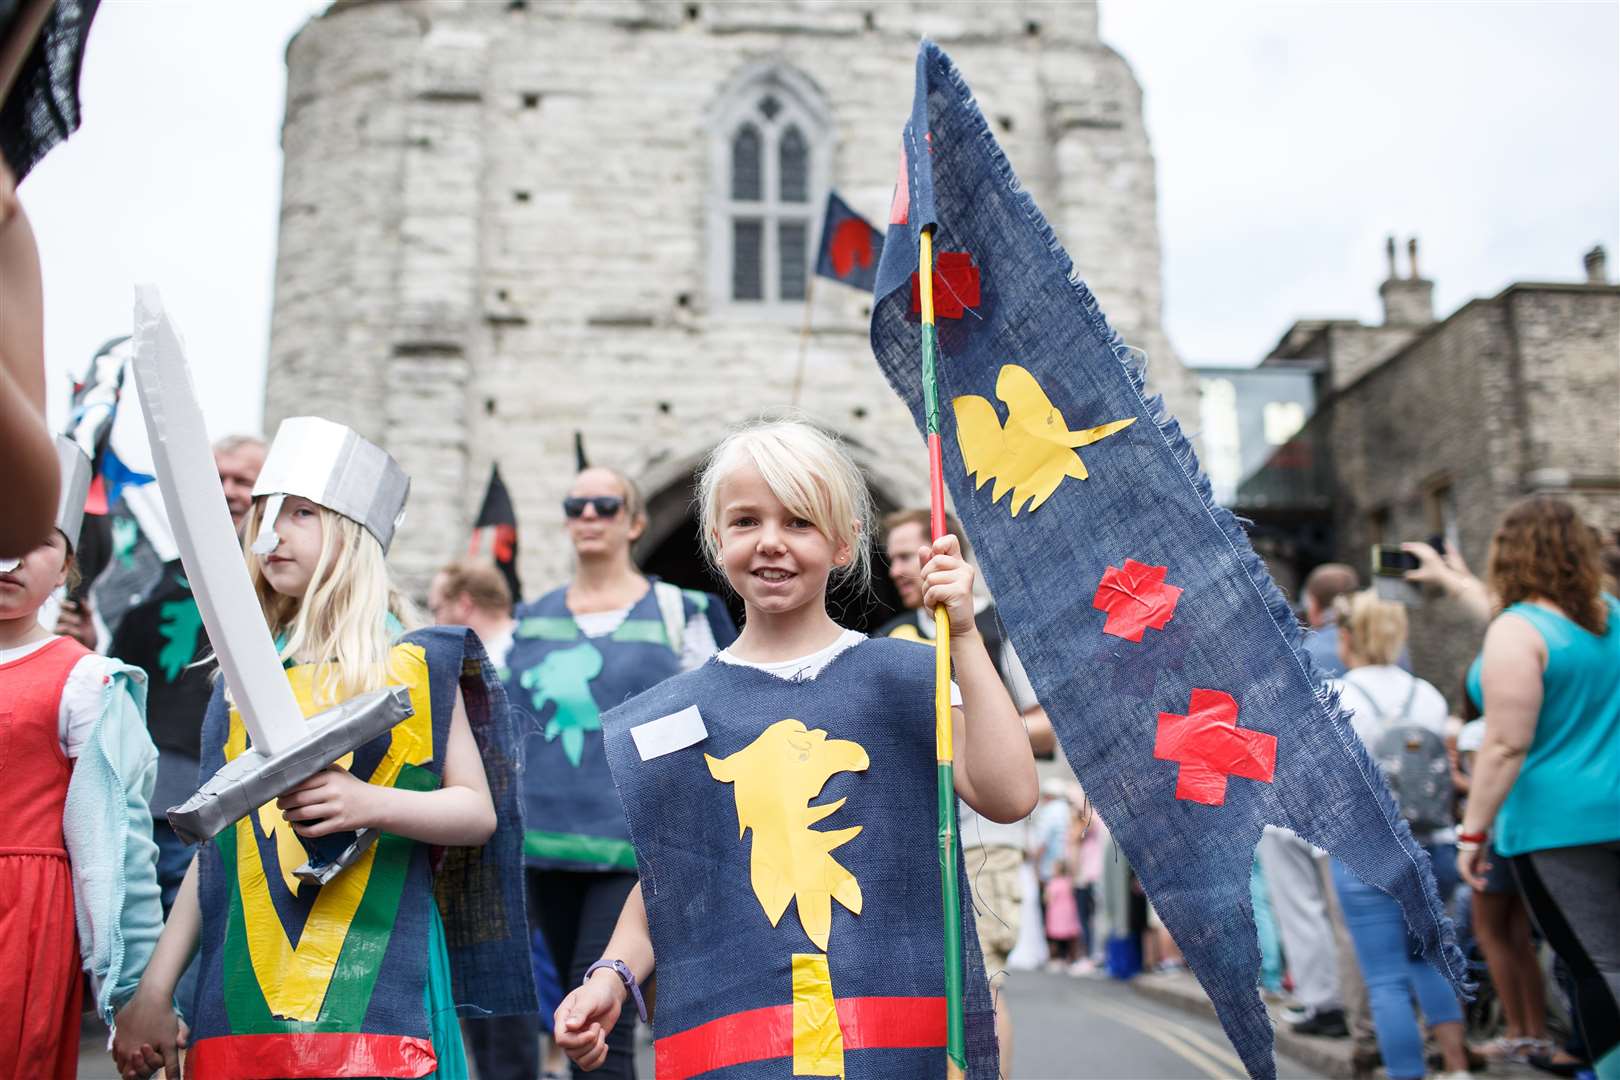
[584,959,648,1024]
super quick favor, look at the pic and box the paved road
[1002,969,1323,1079]
[80,971,1323,1078]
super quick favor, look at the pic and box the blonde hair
[697,420,873,589]
[1334,589,1408,667]
[239,498,421,705]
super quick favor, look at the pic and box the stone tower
[266,0,1195,598]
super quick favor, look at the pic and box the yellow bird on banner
[952,363,1136,515]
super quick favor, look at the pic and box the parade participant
[1460,496,1620,1080]
[107,435,266,913]
[555,420,1037,1077]
[880,507,1051,1075]
[507,464,735,1079]
[0,437,162,1079]
[112,417,533,1080]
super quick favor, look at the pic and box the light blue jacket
[62,662,164,1025]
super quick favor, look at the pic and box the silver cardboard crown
[251,417,410,555]
[55,436,93,549]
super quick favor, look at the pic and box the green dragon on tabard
[156,581,204,682]
[520,640,605,767]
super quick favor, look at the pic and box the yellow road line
[1087,998,1239,1080]
[1156,1013,1247,1075]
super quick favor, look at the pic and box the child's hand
[553,969,627,1071]
[919,533,978,638]
[112,988,185,1078]
[276,765,380,838]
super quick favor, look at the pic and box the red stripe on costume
[653,995,946,1079]
[186,1033,436,1078]
[837,995,947,1048]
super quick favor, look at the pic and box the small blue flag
[870,42,1467,1079]
[814,191,884,293]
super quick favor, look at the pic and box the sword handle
[294,828,381,886]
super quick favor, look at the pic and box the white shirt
[1333,665,1449,749]
[1333,664,1454,842]
[0,636,120,758]
[718,628,962,706]
[572,602,718,673]
[480,624,516,669]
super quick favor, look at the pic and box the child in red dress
[0,441,162,1079]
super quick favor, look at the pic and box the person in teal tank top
[1458,497,1620,1080]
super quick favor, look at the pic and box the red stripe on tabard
[653,996,946,1079]
[186,1033,436,1078]
[837,995,947,1048]
[655,1003,792,1077]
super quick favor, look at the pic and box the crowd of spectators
[1238,498,1618,1079]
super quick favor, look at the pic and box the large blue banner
[869,42,1467,1078]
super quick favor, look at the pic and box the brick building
[261,0,1197,610]
[1241,241,1620,697]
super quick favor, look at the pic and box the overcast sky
[19,0,1618,465]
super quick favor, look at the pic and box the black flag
[468,465,520,605]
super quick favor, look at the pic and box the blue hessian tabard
[188,626,535,1078]
[867,41,1468,1078]
[507,580,736,871]
[601,637,998,1080]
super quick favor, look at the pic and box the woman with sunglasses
[504,466,736,1079]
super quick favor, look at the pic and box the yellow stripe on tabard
[224,643,436,1021]
[792,953,845,1078]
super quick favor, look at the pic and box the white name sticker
[632,705,708,761]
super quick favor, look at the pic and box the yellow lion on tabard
[706,719,870,952]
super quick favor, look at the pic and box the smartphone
[1371,544,1419,577]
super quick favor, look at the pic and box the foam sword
[129,286,413,884]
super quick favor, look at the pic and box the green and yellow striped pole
[918,227,967,1078]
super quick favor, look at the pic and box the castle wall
[266,0,1196,595]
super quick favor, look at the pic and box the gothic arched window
[709,66,831,310]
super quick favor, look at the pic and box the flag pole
[919,226,967,1078]
[790,275,815,407]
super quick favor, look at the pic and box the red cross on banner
[1153,689,1277,806]
[910,251,980,319]
[1093,559,1182,642]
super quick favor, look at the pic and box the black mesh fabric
[0,0,100,180]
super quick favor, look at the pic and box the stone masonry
[1254,246,1620,701]
[264,0,1197,595]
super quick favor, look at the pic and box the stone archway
[633,462,909,636]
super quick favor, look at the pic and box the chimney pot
[1378,236,1434,325]
[1585,244,1608,284]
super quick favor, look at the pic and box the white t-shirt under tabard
[0,635,121,758]
[572,601,718,673]
[717,628,962,706]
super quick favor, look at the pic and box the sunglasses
[562,496,624,519]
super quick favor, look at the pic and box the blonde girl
[114,420,532,1080]
[555,420,1037,1078]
